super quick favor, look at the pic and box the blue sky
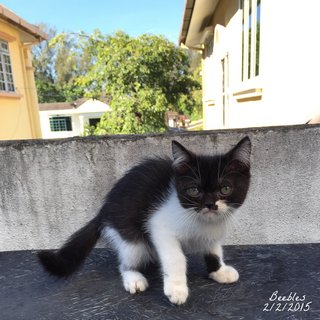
[1,0,185,43]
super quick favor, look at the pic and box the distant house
[180,0,320,130]
[0,4,46,140]
[39,98,111,139]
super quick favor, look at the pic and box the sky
[1,0,185,43]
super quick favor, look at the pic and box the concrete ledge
[1,244,319,319]
[1,125,320,251]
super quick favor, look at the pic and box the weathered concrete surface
[1,245,319,319]
[1,125,320,251]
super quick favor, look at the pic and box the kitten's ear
[226,137,251,172]
[172,140,193,172]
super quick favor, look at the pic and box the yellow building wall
[0,20,42,140]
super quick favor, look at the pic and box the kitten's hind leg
[104,227,151,294]
[120,266,149,294]
[119,241,150,293]
[205,243,239,284]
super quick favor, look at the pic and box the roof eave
[179,0,196,45]
[0,4,47,42]
[179,0,219,48]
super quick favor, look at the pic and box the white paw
[122,270,149,294]
[209,265,239,284]
[164,281,189,305]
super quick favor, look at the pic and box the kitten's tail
[37,215,102,277]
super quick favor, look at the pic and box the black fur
[38,216,102,277]
[38,138,251,278]
[101,157,173,242]
[204,254,221,273]
[173,137,251,212]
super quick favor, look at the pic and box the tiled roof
[39,98,87,111]
[0,4,47,41]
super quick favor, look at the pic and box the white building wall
[259,0,320,125]
[40,110,108,139]
[203,0,320,130]
[40,111,80,139]
[39,99,111,139]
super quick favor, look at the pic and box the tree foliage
[32,26,90,102]
[33,29,201,134]
[32,25,63,102]
[77,31,199,134]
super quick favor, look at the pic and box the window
[89,118,101,127]
[0,40,15,92]
[49,117,72,132]
[241,0,261,81]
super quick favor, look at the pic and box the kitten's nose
[206,203,218,210]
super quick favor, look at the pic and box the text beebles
[269,291,306,302]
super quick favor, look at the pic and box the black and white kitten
[38,137,251,305]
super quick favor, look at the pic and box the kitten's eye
[220,185,233,196]
[186,187,200,197]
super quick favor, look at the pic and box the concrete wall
[1,125,320,251]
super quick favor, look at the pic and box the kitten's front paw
[164,281,189,305]
[209,265,239,284]
[122,270,149,294]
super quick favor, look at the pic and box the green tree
[32,27,90,102]
[32,25,65,102]
[77,31,199,134]
[52,32,92,101]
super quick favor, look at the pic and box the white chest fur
[148,189,227,254]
